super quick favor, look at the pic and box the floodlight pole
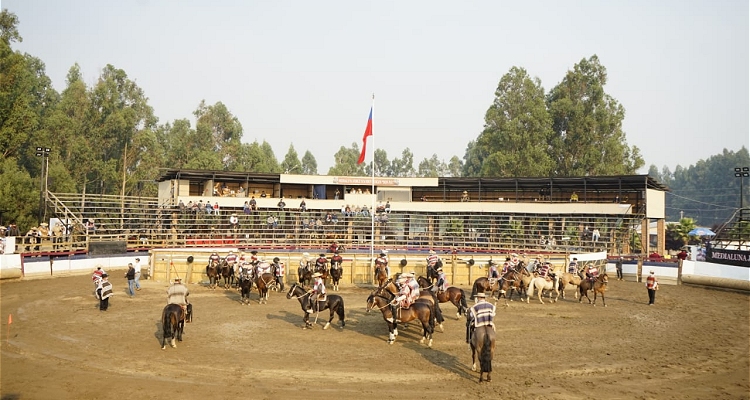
[735,167,749,221]
[35,147,51,224]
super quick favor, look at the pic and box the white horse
[526,274,560,304]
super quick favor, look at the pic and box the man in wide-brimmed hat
[307,272,326,313]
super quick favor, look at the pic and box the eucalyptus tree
[281,144,302,174]
[300,150,318,175]
[328,143,366,176]
[468,66,554,177]
[547,55,643,176]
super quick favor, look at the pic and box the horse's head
[286,283,300,299]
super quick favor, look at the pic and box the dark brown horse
[469,324,495,382]
[417,276,468,319]
[579,274,609,306]
[298,264,313,287]
[219,260,233,289]
[374,259,388,288]
[238,275,253,305]
[161,304,188,350]
[330,261,343,291]
[206,260,220,290]
[366,288,434,347]
[286,283,345,329]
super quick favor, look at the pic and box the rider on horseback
[300,252,311,273]
[585,263,599,283]
[167,277,191,322]
[272,257,285,291]
[331,251,343,270]
[568,257,579,275]
[466,292,495,343]
[501,257,512,275]
[209,251,221,266]
[391,273,418,322]
[537,262,552,280]
[433,266,448,294]
[225,251,238,278]
[426,250,439,270]
[315,253,328,275]
[487,260,499,280]
[306,272,326,313]
[375,251,390,279]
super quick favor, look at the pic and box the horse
[468,324,496,382]
[526,274,560,304]
[498,268,530,306]
[298,265,313,287]
[426,258,442,284]
[417,276,468,319]
[220,260,233,289]
[254,273,276,304]
[206,260,220,290]
[286,283,345,329]
[383,278,444,331]
[366,289,434,347]
[558,272,581,300]
[578,274,609,306]
[374,259,389,288]
[470,277,501,302]
[238,274,253,305]
[161,303,190,349]
[330,261,343,291]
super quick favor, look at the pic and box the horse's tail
[479,327,493,373]
[459,288,468,315]
[162,308,173,344]
[336,296,345,323]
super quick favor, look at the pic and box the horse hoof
[420,337,425,344]
[472,364,477,372]
[428,339,433,348]
[439,324,444,332]
[323,322,330,330]
[161,346,166,350]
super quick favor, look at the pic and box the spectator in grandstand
[266,215,275,229]
[461,191,469,202]
[178,200,186,213]
[277,197,286,210]
[213,202,220,216]
[570,192,579,202]
[592,228,600,242]
[385,201,391,213]
[335,189,340,200]
[197,200,204,213]
[299,198,307,212]
[249,196,257,211]
[205,201,213,215]
[361,205,370,217]
[243,201,251,215]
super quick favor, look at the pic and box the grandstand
[26,171,668,258]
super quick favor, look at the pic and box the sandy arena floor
[1,274,748,400]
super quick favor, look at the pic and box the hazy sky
[4,0,748,174]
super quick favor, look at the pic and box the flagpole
[370,93,375,268]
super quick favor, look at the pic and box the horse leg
[324,307,333,330]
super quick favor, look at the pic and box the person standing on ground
[124,263,136,297]
[96,273,113,311]
[133,258,142,290]
[646,270,659,305]
[615,257,623,281]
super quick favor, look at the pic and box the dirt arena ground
[1,273,748,400]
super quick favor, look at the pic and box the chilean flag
[357,107,373,164]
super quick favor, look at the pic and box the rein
[289,286,313,299]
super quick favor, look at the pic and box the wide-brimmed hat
[429,250,436,255]
[650,270,655,274]
[401,272,414,278]
[40,222,48,226]
[303,252,310,258]
[135,258,140,261]
[312,272,322,278]
[319,253,326,257]
[475,292,486,298]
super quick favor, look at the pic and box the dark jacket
[125,267,135,280]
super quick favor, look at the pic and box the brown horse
[382,279,445,331]
[254,273,276,304]
[498,268,530,306]
[374,259,388,287]
[417,276,468,319]
[470,277,501,302]
[206,260,220,290]
[161,303,190,350]
[469,324,495,382]
[579,274,609,306]
[366,289,434,347]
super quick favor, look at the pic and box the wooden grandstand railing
[9,192,645,256]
